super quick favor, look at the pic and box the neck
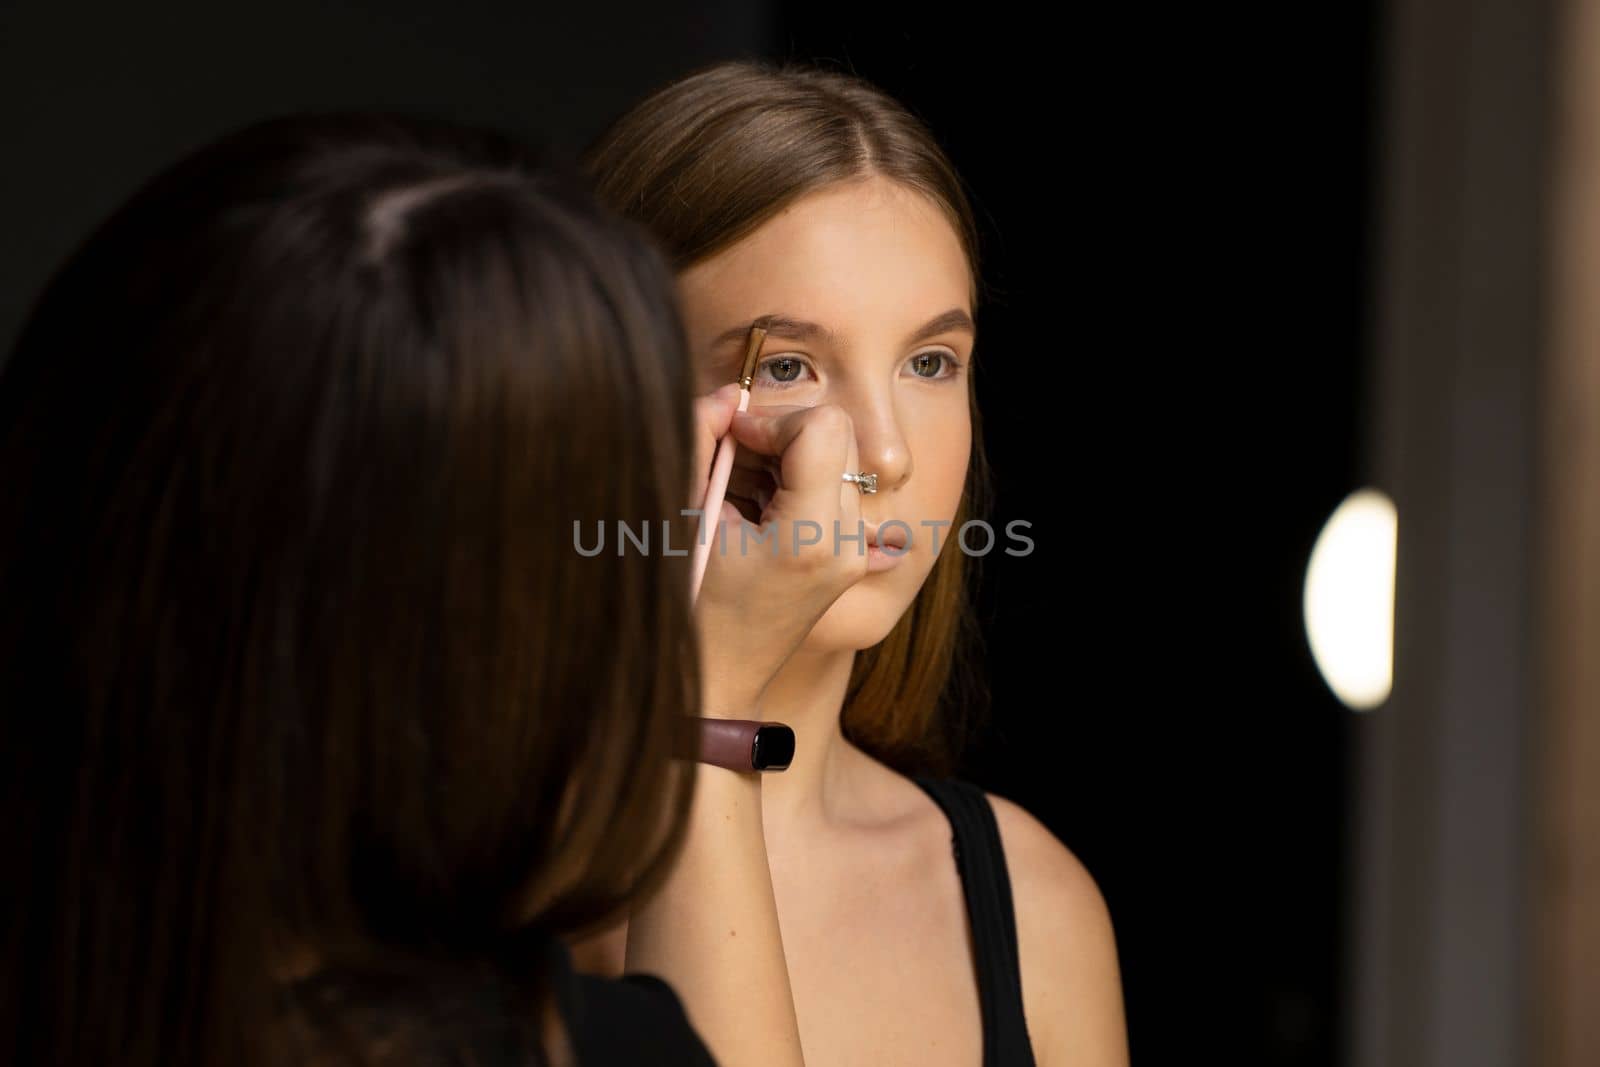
[746,643,868,828]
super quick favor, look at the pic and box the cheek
[911,404,972,520]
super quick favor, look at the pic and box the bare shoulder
[984,790,1129,1067]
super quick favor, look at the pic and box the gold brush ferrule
[738,325,767,390]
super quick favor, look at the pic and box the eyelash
[753,351,965,389]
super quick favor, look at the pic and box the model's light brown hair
[583,58,994,777]
[0,113,699,1066]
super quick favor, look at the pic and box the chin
[801,571,922,652]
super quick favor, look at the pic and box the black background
[0,3,1379,1062]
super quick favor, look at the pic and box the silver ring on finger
[842,471,878,494]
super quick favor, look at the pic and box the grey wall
[1351,0,1551,1062]
[0,0,772,354]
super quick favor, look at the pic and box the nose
[841,388,913,495]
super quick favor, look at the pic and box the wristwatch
[675,717,795,772]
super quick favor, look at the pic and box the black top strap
[913,776,1037,1067]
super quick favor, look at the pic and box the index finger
[728,404,854,498]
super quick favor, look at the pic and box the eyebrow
[707,308,977,353]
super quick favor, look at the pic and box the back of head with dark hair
[0,113,700,1067]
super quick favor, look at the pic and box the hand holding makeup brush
[688,391,870,719]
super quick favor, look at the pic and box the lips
[864,523,909,550]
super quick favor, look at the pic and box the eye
[906,350,961,380]
[754,355,814,388]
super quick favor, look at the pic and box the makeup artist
[0,112,860,1067]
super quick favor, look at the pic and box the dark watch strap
[674,717,795,771]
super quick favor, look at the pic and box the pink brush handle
[690,387,751,603]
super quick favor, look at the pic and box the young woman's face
[678,175,975,651]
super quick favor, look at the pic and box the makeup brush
[690,324,766,603]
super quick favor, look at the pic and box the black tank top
[912,776,1038,1067]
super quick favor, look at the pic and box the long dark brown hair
[0,114,700,1066]
[583,58,994,776]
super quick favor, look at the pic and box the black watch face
[751,724,796,771]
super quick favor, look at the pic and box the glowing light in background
[1303,488,1397,711]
